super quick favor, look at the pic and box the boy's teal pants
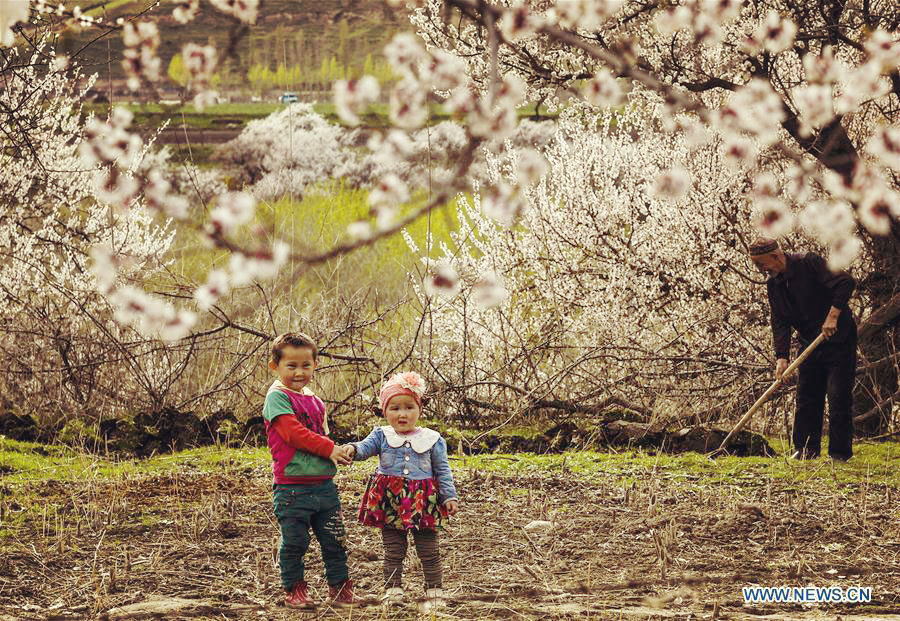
[273,480,349,590]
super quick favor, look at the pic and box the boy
[263,332,357,609]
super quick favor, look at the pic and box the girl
[344,371,459,611]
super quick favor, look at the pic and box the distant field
[65,0,407,90]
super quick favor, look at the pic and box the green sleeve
[263,390,294,423]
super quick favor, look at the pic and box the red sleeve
[272,415,335,458]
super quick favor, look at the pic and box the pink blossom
[385,371,426,398]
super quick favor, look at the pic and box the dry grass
[1,444,899,620]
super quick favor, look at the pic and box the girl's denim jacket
[353,426,458,504]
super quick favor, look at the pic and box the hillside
[57,0,408,96]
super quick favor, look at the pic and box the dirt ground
[1,458,899,621]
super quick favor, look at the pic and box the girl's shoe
[417,587,447,613]
[285,581,315,609]
[382,586,404,606]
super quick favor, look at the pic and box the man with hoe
[749,237,857,461]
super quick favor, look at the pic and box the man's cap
[748,237,779,257]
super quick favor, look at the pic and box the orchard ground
[1,438,899,620]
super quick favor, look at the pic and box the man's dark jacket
[766,252,856,360]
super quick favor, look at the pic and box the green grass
[0,437,270,485]
[170,183,461,300]
[4,435,898,490]
[452,440,900,488]
[84,101,559,133]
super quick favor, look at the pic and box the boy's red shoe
[285,581,315,609]
[328,579,359,608]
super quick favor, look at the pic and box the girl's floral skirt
[358,474,449,531]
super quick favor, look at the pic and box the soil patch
[1,460,897,620]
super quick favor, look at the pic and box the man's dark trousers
[794,339,856,459]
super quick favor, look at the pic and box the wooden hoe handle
[716,333,827,453]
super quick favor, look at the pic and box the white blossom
[480,183,527,226]
[499,4,540,41]
[208,0,258,23]
[798,200,855,246]
[172,0,199,23]
[423,260,460,298]
[390,79,428,129]
[209,191,256,233]
[346,220,373,241]
[744,10,797,54]
[752,197,794,238]
[792,83,834,135]
[421,50,467,91]
[227,241,290,286]
[471,271,508,308]
[369,173,409,208]
[334,76,381,126]
[384,32,427,79]
[865,125,900,172]
[515,148,549,185]
[194,269,230,310]
[583,68,628,107]
[0,0,30,46]
[864,28,900,73]
[826,236,862,271]
[651,166,692,200]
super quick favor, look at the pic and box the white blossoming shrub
[0,49,179,426]
[413,105,783,422]
[215,104,360,200]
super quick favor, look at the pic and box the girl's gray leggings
[381,527,441,589]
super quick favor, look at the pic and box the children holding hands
[262,332,357,610]
[264,334,459,612]
[344,371,459,611]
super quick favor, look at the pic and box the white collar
[381,426,440,452]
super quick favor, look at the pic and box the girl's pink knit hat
[379,372,426,413]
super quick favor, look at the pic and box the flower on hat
[388,371,425,398]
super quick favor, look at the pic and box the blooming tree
[3,0,900,432]
[0,47,182,424]
[399,0,900,429]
